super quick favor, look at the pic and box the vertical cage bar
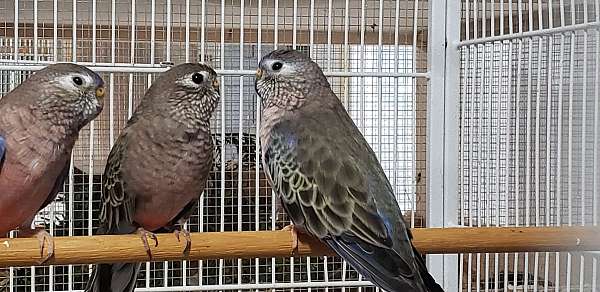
[579,5,589,292]
[166,0,172,62]
[146,1,155,282]
[150,0,156,65]
[92,0,97,63]
[359,0,365,131]
[342,0,349,108]
[67,155,74,290]
[482,0,486,39]
[72,0,76,62]
[411,0,420,227]
[292,0,297,49]
[200,0,205,62]
[273,0,278,50]
[544,23,554,292]
[376,0,383,175]
[129,0,136,119]
[392,0,400,206]
[185,0,190,63]
[255,2,262,290]
[566,28,577,291]
[474,0,478,39]
[466,0,471,40]
[428,0,460,289]
[309,0,314,56]
[33,0,38,62]
[494,43,502,292]
[327,0,332,71]
[52,0,57,61]
[219,0,226,288]
[594,2,600,290]
[13,0,18,62]
[504,38,514,292]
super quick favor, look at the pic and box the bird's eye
[192,73,204,84]
[271,62,283,71]
[72,76,83,86]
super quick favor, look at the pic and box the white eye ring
[55,74,93,92]
[190,71,210,86]
[178,71,211,88]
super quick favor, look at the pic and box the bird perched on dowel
[255,49,444,292]
[85,63,220,292]
[0,63,105,264]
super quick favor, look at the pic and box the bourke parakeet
[85,63,220,292]
[255,49,444,292]
[0,63,105,263]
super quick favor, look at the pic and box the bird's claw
[136,228,158,259]
[19,227,54,264]
[174,228,192,256]
[282,224,298,255]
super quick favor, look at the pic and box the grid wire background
[0,0,429,291]
[459,1,600,291]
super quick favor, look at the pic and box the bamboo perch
[0,227,598,268]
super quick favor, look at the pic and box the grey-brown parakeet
[84,63,220,292]
[255,49,444,292]
[0,63,104,263]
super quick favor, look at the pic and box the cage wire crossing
[0,0,598,291]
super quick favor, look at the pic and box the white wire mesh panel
[0,0,429,291]
[458,1,600,291]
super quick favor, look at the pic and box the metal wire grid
[0,0,429,291]
[458,1,600,291]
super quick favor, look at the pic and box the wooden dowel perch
[0,226,598,268]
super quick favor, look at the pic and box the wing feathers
[100,135,136,233]
[265,129,390,248]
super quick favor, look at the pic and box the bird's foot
[282,224,298,255]
[174,227,192,256]
[18,227,54,264]
[136,227,158,259]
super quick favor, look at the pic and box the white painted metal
[427,0,460,290]
[458,0,600,291]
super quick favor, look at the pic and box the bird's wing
[263,114,429,287]
[264,119,392,249]
[100,134,135,233]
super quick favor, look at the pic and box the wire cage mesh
[1,0,599,291]
[0,0,430,291]
[458,1,599,291]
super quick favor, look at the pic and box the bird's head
[255,49,330,110]
[148,63,221,127]
[25,63,104,130]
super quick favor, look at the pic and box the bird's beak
[212,79,220,91]
[256,68,263,79]
[95,86,105,100]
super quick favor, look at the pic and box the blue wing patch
[0,135,5,162]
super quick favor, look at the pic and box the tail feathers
[325,237,427,292]
[412,246,445,292]
[85,223,141,292]
[85,262,141,292]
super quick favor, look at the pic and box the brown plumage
[85,63,220,292]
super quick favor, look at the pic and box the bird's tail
[85,262,141,292]
[412,245,445,292]
[84,224,141,292]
